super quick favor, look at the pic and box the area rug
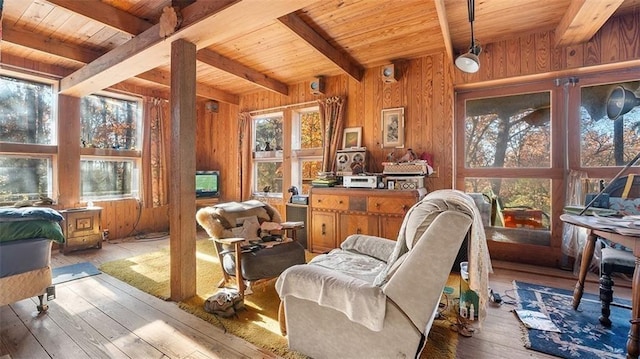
[99,240,459,358]
[514,280,631,359]
[52,262,101,285]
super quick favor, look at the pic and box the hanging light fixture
[606,85,640,120]
[455,0,482,73]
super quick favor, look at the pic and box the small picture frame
[342,127,362,149]
[381,107,404,148]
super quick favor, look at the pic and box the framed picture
[381,107,404,148]
[342,127,362,149]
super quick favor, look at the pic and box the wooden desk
[561,214,640,359]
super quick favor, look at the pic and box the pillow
[0,220,65,243]
[0,207,64,222]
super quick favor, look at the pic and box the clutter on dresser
[311,171,338,187]
[336,147,367,176]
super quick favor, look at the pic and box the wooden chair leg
[278,300,287,336]
[599,269,614,327]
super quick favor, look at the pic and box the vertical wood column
[169,39,197,301]
[57,95,81,208]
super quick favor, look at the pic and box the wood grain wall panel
[565,44,584,69]
[535,32,550,73]
[456,12,640,86]
[490,41,507,79]
[618,12,640,60]
[584,31,602,66]
[520,34,536,75]
[505,38,521,78]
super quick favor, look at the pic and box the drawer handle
[356,228,361,234]
[375,203,380,208]
[402,205,408,211]
[322,223,326,235]
[339,200,343,204]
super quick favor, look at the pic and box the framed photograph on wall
[381,107,404,148]
[342,127,362,149]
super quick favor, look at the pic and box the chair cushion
[602,246,635,267]
[222,241,305,281]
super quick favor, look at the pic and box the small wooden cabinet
[60,207,103,254]
[308,187,426,253]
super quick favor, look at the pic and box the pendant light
[455,0,482,73]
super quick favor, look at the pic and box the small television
[195,170,220,198]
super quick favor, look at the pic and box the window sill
[253,150,283,159]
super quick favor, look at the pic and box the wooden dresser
[308,187,426,253]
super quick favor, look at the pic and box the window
[80,94,141,200]
[0,73,56,204]
[580,80,640,167]
[457,85,555,247]
[292,108,322,195]
[252,113,283,194]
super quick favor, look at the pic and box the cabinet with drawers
[308,188,426,253]
[60,207,103,254]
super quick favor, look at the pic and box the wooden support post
[57,95,81,208]
[169,38,197,301]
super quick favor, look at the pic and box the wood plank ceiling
[2,0,640,104]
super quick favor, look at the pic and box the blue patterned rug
[514,281,630,359]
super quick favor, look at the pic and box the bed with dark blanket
[0,207,65,312]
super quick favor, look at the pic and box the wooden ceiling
[2,0,640,104]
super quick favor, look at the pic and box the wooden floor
[1,231,632,359]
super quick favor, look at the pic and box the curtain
[561,170,589,274]
[319,96,346,174]
[239,112,253,200]
[147,98,169,207]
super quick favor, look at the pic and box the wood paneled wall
[454,11,640,86]
[230,52,455,210]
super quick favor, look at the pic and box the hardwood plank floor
[1,231,633,359]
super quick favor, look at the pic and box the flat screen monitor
[195,170,220,198]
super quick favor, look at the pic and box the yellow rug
[99,240,459,358]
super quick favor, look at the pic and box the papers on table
[591,214,640,236]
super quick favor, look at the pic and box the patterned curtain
[147,98,169,207]
[319,96,346,173]
[239,112,253,200]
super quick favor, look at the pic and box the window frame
[0,70,58,204]
[291,106,323,195]
[251,112,284,197]
[79,91,143,201]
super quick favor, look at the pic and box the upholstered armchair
[196,200,305,296]
[276,190,491,359]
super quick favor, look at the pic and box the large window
[80,94,141,200]
[457,85,555,248]
[291,108,322,195]
[252,113,283,195]
[0,73,56,204]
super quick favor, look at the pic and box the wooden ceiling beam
[138,68,239,105]
[554,0,624,47]
[44,0,153,36]
[2,25,102,64]
[196,49,289,96]
[278,13,364,82]
[434,0,453,61]
[59,0,315,97]
[2,21,238,104]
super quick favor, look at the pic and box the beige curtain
[319,96,346,173]
[239,112,253,200]
[146,98,169,207]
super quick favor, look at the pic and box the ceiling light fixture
[455,0,482,73]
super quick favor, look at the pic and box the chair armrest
[340,234,396,262]
[276,264,386,331]
[214,237,245,245]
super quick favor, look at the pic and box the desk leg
[572,231,596,310]
[627,258,640,359]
